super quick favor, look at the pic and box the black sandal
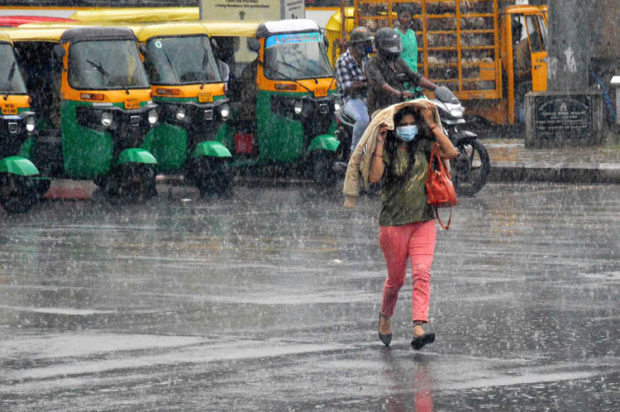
[411,332,435,350]
[378,314,392,347]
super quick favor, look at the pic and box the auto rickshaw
[7,26,159,201]
[133,22,233,196]
[205,19,340,186]
[0,31,41,213]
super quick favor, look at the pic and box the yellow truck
[326,0,548,125]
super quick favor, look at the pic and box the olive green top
[379,138,435,226]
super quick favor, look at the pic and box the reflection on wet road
[1,183,618,410]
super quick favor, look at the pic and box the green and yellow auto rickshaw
[0,31,41,213]
[205,19,341,186]
[8,26,159,201]
[133,22,233,196]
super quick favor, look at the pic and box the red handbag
[426,143,457,229]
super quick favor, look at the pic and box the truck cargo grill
[353,0,501,100]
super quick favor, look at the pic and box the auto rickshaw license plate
[198,92,213,103]
[124,98,140,110]
[1,104,17,115]
[314,87,328,98]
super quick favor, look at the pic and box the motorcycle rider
[335,26,374,152]
[366,27,447,116]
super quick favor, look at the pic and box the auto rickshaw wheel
[0,174,38,213]
[189,157,233,198]
[105,164,157,203]
[35,179,51,198]
[311,152,337,188]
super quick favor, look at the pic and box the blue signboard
[265,32,321,48]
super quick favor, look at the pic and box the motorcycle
[334,87,490,196]
[431,86,490,196]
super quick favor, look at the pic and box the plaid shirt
[336,49,369,100]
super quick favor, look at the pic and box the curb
[489,161,620,184]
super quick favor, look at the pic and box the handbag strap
[428,143,451,179]
[434,206,452,230]
[429,143,451,179]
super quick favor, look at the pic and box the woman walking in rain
[343,100,457,349]
[373,103,457,349]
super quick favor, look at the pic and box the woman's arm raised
[420,103,458,160]
[369,123,388,183]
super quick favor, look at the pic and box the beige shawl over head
[342,99,443,208]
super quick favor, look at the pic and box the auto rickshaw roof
[71,7,199,24]
[60,26,138,44]
[2,26,68,43]
[133,22,209,41]
[256,19,321,38]
[504,5,547,15]
[202,21,261,38]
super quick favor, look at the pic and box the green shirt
[379,138,435,226]
[397,28,418,73]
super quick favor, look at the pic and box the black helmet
[349,26,373,44]
[375,27,402,60]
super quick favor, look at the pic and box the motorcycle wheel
[35,179,51,198]
[312,152,337,188]
[451,139,490,196]
[335,125,352,161]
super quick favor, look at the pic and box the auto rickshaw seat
[180,71,203,82]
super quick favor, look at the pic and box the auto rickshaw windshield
[0,43,27,94]
[68,39,150,90]
[263,32,333,81]
[145,35,221,85]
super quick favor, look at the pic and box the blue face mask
[364,46,374,55]
[395,125,419,142]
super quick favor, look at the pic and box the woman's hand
[420,102,436,127]
[402,90,414,100]
[377,122,388,144]
[421,102,458,159]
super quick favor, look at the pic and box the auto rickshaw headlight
[334,102,341,112]
[294,100,303,115]
[148,109,158,125]
[101,112,113,127]
[220,103,230,119]
[175,107,186,121]
[25,116,36,132]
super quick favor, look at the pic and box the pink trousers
[379,220,436,323]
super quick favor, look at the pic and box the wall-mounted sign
[200,0,305,22]
[534,95,592,140]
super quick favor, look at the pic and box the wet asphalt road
[0,182,618,411]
